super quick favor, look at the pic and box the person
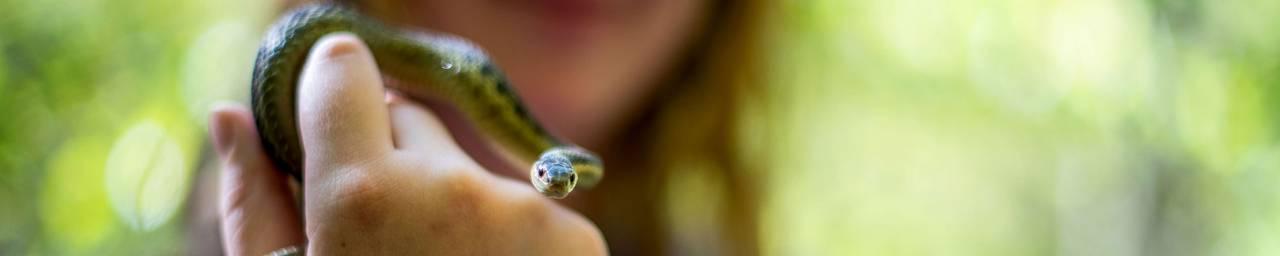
[208,0,766,254]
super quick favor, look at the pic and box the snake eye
[537,168,546,177]
[570,175,576,182]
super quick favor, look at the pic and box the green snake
[250,3,602,198]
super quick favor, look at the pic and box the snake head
[531,153,577,198]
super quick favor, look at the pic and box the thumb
[210,103,306,256]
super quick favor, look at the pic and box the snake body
[250,3,602,198]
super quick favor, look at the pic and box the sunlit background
[1,0,1277,255]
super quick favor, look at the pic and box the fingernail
[313,33,365,59]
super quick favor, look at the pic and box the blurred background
[1,0,1277,255]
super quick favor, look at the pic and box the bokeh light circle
[104,121,191,231]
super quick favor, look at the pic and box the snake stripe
[250,3,602,198]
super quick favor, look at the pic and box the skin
[215,35,604,255]
[211,0,707,255]
[361,0,708,147]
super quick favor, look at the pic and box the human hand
[210,33,606,255]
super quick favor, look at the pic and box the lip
[507,0,606,43]
[532,0,602,25]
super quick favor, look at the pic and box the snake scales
[250,3,602,198]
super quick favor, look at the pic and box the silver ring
[265,245,304,256]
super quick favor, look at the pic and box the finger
[386,95,467,160]
[486,179,607,255]
[210,103,306,256]
[386,96,484,173]
[297,33,394,169]
[546,206,608,255]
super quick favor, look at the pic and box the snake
[249,3,602,198]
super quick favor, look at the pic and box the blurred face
[362,0,711,146]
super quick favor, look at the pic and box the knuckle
[434,170,545,229]
[486,180,555,230]
[332,167,389,204]
[325,165,395,229]
[510,193,554,230]
[413,170,506,235]
[218,170,250,215]
[435,170,494,214]
[509,190,551,218]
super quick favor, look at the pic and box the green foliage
[0,0,268,253]
[758,0,1280,255]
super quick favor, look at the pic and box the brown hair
[583,0,770,254]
